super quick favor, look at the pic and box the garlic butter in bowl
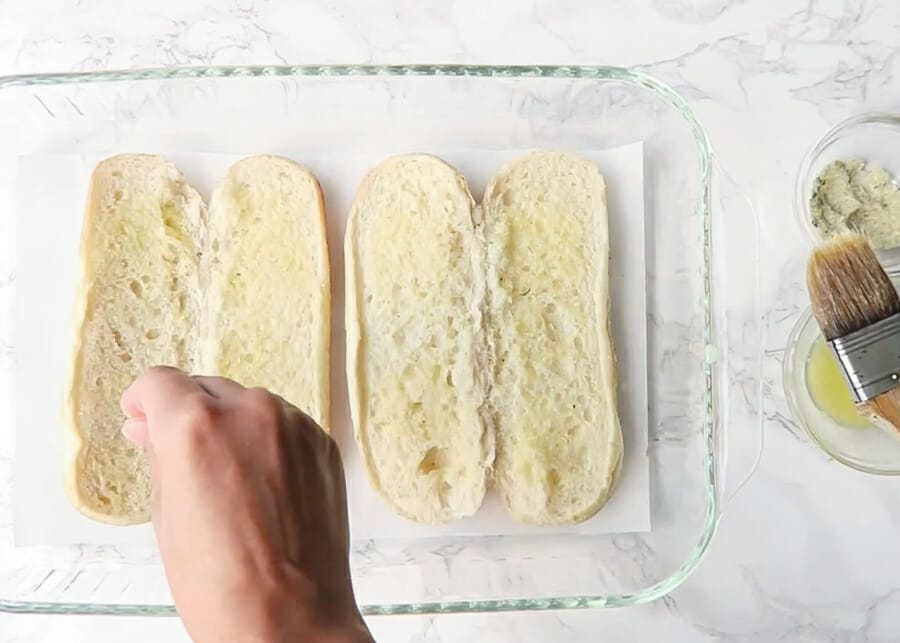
[784,289,900,475]
[795,113,900,261]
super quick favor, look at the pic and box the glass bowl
[784,303,900,474]
[793,112,900,257]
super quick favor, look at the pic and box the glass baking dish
[0,65,761,616]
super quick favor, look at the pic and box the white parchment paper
[14,143,648,545]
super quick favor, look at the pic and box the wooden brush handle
[861,388,900,435]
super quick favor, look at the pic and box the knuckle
[144,365,183,383]
[324,433,343,465]
[318,427,337,449]
[242,387,282,427]
[305,418,338,454]
[323,437,342,469]
[146,365,179,376]
[283,404,309,426]
[178,395,219,444]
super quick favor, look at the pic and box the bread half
[482,151,623,525]
[65,154,206,524]
[345,154,492,524]
[205,155,330,427]
[66,154,330,524]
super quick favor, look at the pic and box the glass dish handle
[709,153,765,510]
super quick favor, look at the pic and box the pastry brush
[806,232,900,433]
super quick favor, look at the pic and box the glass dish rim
[0,63,719,616]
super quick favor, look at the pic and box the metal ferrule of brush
[829,312,900,403]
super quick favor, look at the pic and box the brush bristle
[807,232,900,340]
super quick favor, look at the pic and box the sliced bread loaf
[66,154,330,524]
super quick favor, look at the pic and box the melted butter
[806,339,872,429]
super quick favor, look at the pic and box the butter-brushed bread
[345,154,493,524]
[483,151,623,525]
[346,151,622,525]
[205,155,330,428]
[66,154,330,524]
[65,154,205,524]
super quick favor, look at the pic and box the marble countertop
[3,1,900,641]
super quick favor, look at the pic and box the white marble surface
[3,0,900,640]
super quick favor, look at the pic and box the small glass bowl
[794,112,900,252]
[784,305,900,474]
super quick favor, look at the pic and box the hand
[121,366,372,643]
